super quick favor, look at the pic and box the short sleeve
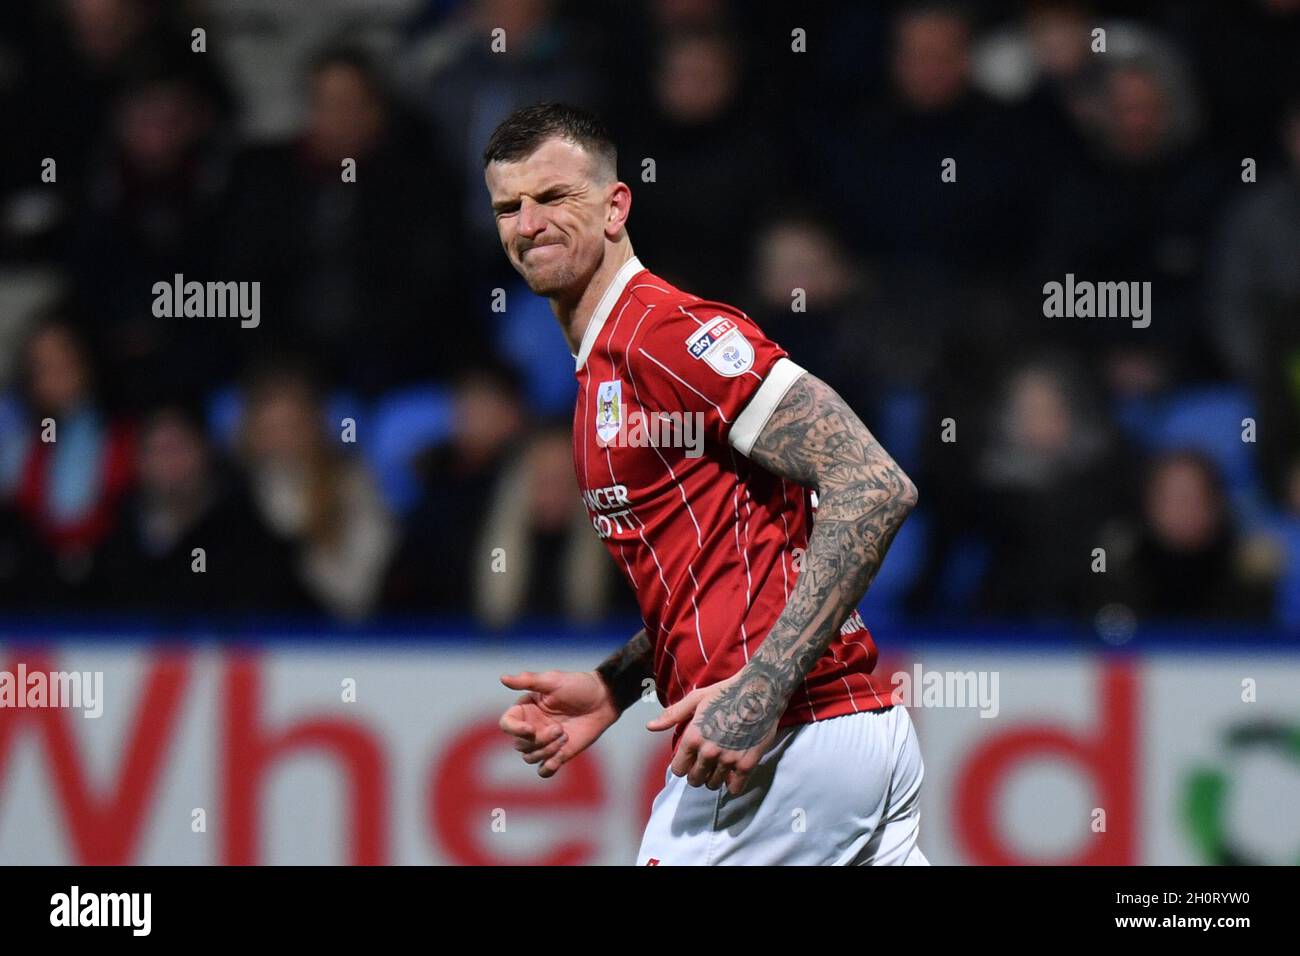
[627,302,804,453]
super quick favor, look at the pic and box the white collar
[574,255,643,371]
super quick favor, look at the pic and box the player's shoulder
[621,268,681,310]
[642,298,774,371]
[613,266,778,372]
[620,290,779,389]
[631,277,761,345]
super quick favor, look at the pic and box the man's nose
[517,197,547,237]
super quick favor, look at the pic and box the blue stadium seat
[495,281,578,416]
[866,507,929,614]
[1254,512,1300,631]
[326,392,366,444]
[368,384,454,513]
[1148,386,1266,524]
[1277,525,1300,632]
[937,533,992,609]
[0,392,24,433]
[876,387,925,477]
[206,385,244,449]
[206,386,367,454]
[1114,392,1164,448]
[0,392,26,491]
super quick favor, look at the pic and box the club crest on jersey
[685,316,754,377]
[595,380,623,443]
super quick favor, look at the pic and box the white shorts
[636,705,928,865]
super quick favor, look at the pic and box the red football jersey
[573,256,894,749]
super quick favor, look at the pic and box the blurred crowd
[1,0,1299,630]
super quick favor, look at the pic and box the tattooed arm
[667,370,917,790]
[593,627,654,713]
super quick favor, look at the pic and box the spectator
[748,211,883,408]
[238,364,396,620]
[1174,0,1300,164]
[825,2,1031,284]
[66,53,237,408]
[1112,450,1272,621]
[1035,28,1230,373]
[2,0,181,257]
[473,424,626,627]
[408,0,603,280]
[616,24,775,302]
[88,401,316,615]
[1209,97,1300,497]
[383,362,528,615]
[0,319,135,594]
[0,501,54,610]
[222,44,475,395]
[970,0,1100,166]
[820,3,1036,394]
[205,0,417,141]
[970,355,1133,617]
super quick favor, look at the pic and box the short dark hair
[142,398,210,443]
[307,42,388,102]
[482,102,617,181]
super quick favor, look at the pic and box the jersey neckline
[574,255,645,372]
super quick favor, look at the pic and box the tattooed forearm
[695,372,918,749]
[594,628,654,713]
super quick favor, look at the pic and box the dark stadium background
[0,0,1297,865]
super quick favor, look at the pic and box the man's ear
[605,181,632,237]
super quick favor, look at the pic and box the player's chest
[571,374,706,523]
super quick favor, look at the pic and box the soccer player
[487,103,927,865]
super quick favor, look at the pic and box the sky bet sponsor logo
[685,316,755,376]
[50,886,151,936]
[687,317,737,357]
[595,379,705,458]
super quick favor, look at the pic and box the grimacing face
[485,137,625,299]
